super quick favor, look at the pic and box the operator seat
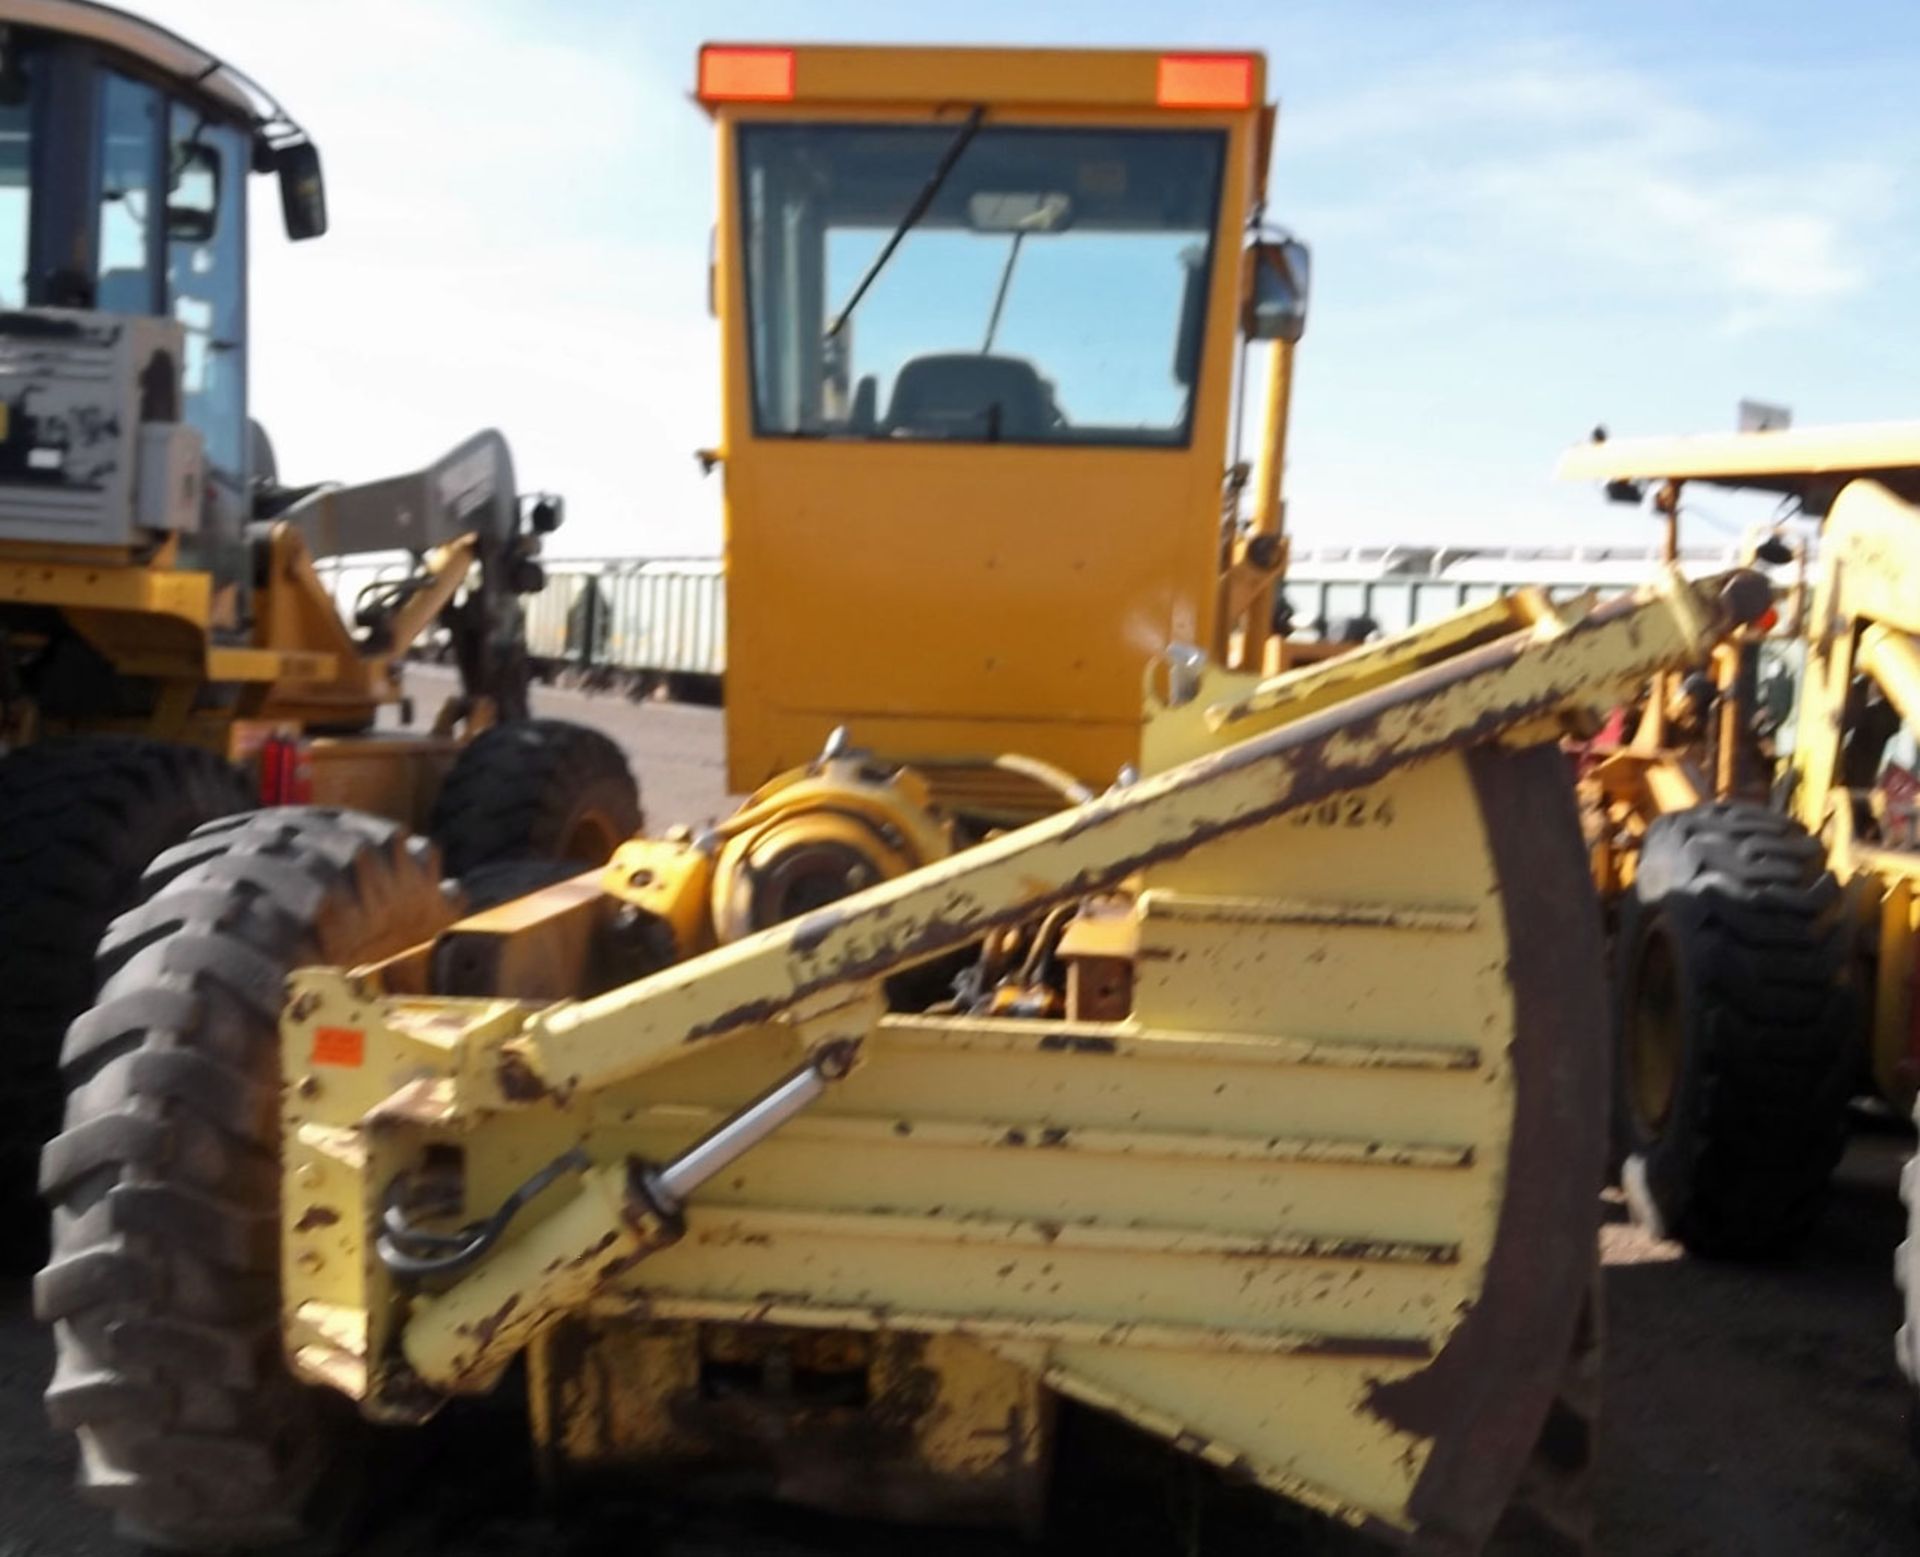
[886,353,1058,440]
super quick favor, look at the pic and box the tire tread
[37,807,450,1548]
[0,739,250,1260]
[1616,801,1853,1258]
[428,718,640,876]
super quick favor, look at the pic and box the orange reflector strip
[1156,53,1255,110]
[698,46,796,102]
[311,1027,365,1069]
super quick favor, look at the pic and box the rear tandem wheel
[429,717,642,878]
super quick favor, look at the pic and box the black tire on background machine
[35,808,454,1551]
[428,718,641,877]
[0,738,251,1265]
[1612,801,1854,1259]
[1898,1110,1919,1457]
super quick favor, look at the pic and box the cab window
[0,53,30,307]
[738,124,1225,448]
[166,103,246,485]
[96,70,161,314]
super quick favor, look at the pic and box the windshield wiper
[824,105,985,342]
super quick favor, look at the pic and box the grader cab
[36,41,1774,1552]
[709,45,1312,797]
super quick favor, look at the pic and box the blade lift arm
[392,1041,860,1390]
[281,567,1768,1413]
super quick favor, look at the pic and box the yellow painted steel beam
[1852,843,1920,889]
[510,572,1761,1101]
[205,646,340,683]
[1871,874,1918,1108]
[1557,420,1920,503]
[1786,480,1920,837]
[1215,337,1296,671]
[403,1163,667,1391]
[1203,588,1568,734]
[1859,624,1920,731]
[380,538,477,662]
[0,554,209,624]
[0,553,342,686]
[1819,480,1920,637]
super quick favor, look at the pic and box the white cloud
[1286,45,1719,159]
[141,0,723,555]
[1283,37,1891,321]
[1460,149,1873,313]
[120,4,1911,573]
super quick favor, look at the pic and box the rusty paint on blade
[1361,744,1610,1552]
[605,581,1755,1073]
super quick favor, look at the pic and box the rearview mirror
[967,191,1071,233]
[274,139,328,241]
[1243,237,1310,344]
[166,142,220,244]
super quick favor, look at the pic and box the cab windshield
[737,123,1225,448]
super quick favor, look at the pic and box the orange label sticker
[311,1027,365,1068]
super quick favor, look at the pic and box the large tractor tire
[1901,1127,1920,1453]
[36,809,454,1550]
[429,718,640,878]
[0,739,250,1265]
[1612,802,1854,1258]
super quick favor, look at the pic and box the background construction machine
[1560,423,1920,1422]
[32,40,1770,1552]
[0,2,640,1255]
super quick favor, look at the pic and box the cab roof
[0,0,289,136]
[1557,421,1920,510]
[695,43,1268,115]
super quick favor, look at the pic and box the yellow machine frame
[1559,421,1920,1107]
[277,567,1763,1543]
[0,522,491,815]
[7,522,487,787]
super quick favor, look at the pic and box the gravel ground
[2,674,1914,1554]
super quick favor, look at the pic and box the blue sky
[151,0,1918,556]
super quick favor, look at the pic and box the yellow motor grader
[35,42,1770,1553]
[1561,419,1920,1448]
[1560,422,1920,1249]
[0,2,640,1256]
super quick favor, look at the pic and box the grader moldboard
[1560,421,1920,1434]
[38,42,1769,1553]
[0,3,641,1251]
